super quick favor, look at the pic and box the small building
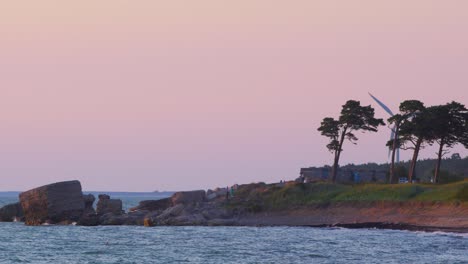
[299,167,387,184]
[299,167,329,183]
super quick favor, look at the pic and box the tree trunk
[331,152,340,183]
[331,128,347,183]
[434,138,445,184]
[408,137,423,183]
[389,123,400,184]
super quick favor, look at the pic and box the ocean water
[1,194,467,264]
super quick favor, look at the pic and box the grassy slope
[231,180,468,211]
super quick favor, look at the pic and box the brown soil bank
[236,201,468,233]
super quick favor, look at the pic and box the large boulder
[129,198,172,212]
[19,180,85,225]
[171,190,206,205]
[0,202,23,222]
[96,194,123,215]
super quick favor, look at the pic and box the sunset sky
[1,1,467,191]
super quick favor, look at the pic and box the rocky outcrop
[171,190,206,205]
[96,195,123,215]
[0,202,23,222]
[83,194,96,214]
[129,198,172,212]
[77,194,99,226]
[19,181,85,225]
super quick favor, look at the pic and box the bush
[455,184,468,201]
[438,170,464,184]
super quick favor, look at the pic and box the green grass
[333,184,427,201]
[230,180,468,211]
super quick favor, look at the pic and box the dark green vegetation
[319,99,468,184]
[228,180,468,212]
[341,155,468,183]
[318,100,384,183]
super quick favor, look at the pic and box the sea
[0,192,467,264]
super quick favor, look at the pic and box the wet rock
[96,195,123,215]
[129,198,172,212]
[171,190,206,205]
[19,180,85,225]
[0,202,23,222]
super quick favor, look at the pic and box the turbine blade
[368,93,394,116]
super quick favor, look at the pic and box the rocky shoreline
[1,180,467,233]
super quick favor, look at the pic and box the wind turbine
[368,93,400,163]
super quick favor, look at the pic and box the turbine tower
[368,93,400,163]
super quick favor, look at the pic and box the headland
[1,180,467,233]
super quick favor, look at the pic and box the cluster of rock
[0,180,238,227]
[0,181,123,226]
[93,189,237,226]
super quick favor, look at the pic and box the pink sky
[1,1,467,191]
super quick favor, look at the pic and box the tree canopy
[425,102,468,182]
[318,98,468,185]
[318,100,384,182]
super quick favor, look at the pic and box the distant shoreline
[2,180,467,234]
